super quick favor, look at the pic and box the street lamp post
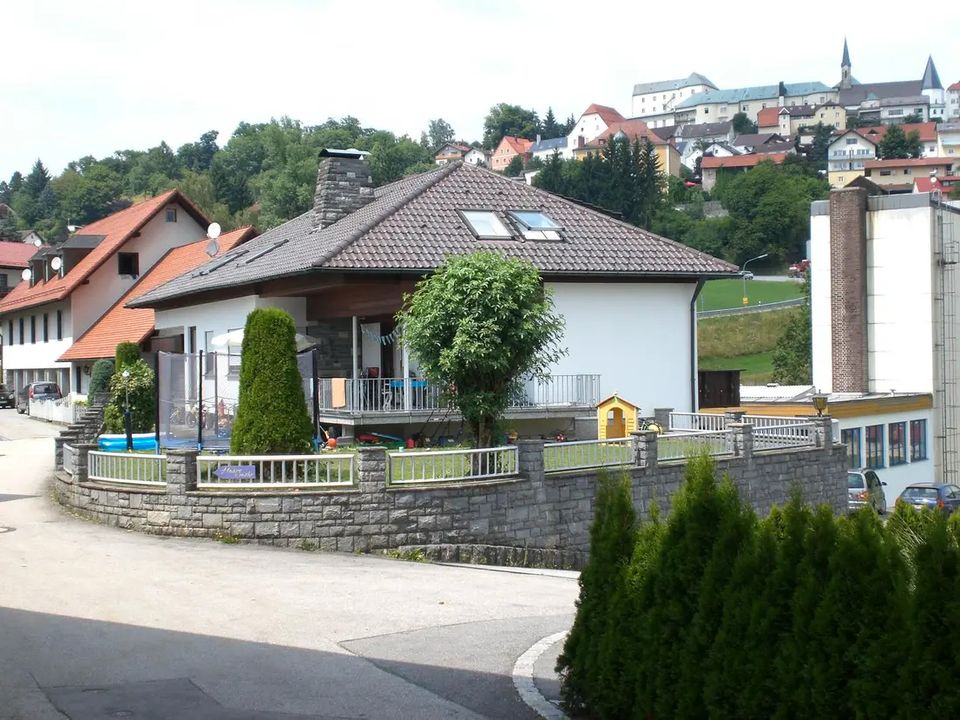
[122,369,133,451]
[741,253,769,305]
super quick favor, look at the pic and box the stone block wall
[54,421,847,568]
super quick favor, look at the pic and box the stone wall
[54,419,846,568]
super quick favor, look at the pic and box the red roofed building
[59,227,255,365]
[575,118,683,176]
[856,122,939,155]
[701,152,789,192]
[0,241,38,298]
[863,157,957,192]
[567,103,627,155]
[0,190,213,396]
[490,135,534,173]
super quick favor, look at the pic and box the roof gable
[0,190,208,314]
[0,241,37,269]
[581,103,626,125]
[586,119,666,148]
[133,163,737,307]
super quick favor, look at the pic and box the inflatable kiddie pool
[97,433,158,452]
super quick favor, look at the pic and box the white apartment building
[630,72,717,128]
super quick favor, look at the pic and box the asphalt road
[0,414,579,719]
[0,407,63,441]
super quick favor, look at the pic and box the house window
[889,422,906,466]
[0,274,6,289]
[56,310,63,340]
[188,326,197,354]
[165,207,177,222]
[30,316,36,344]
[879,170,893,176]
[204,330,216,376]
[7,320,12,345]
[118,253,139,277]
[227,328,242,375]
[42,313,48,342]
[508,210,563,240]
[842,428,862,469]
[911,420,928,461]
[18,318,24,344]
[460,210,513,239]
[865,424,884,468]
[846,137,857,145]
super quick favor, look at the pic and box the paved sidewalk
[0,435,579,719]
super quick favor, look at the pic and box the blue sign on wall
[214,464,257,481]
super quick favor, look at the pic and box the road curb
[512,630,569,720]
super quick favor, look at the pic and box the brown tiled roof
[757,107,781,128]
[856,122,938,143]
[59,227,254,361]
[133,163,737,307]
[582,103,626,126]
[702,153,789,169]
[864,157,955,169]
[0,241,37,269]
[0,190,208,313]
[498,136,533,155]
[583,119,667,148]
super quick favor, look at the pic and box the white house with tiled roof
[0,190,209,397]
[134,150,737,445]
[631,72,717,128]
[565,104,626,157]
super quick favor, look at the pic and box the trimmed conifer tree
[230,308,312,454]
[115,341,142,370]
[88,359,115,398]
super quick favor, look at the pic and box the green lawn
[698,279,803,311]
[699,351,776,385]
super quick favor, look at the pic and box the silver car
[848,469,887,514]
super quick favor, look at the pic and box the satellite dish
[21,268,31,282]
[207,222,222,240]
[51,256,62,271]
[33,237,42,248]
[205,239,220,257]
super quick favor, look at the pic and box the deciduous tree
[482,103,540,150]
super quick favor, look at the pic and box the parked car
[0,384,15,409]
[16,382,62,415]
[896,483,960,515]
[789,259,810,278]
[848,469,887,514]
[740,270,755,280]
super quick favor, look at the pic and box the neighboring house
[631,72,717,127]
[57,227,256,379]
[913,175,960,193]
[732,133,787,152]
[668,122,737,170]
[574,119,683,176]
[529,136,569,162]
[827,129,878,188]
[947,82,960,120]
[490,135,533,172]
[673,81,837,125]
[686,142,742,174]
[863,157,956,193]
[20,231,44,246]
[760,103,847,135]
[858,96,930,126]
[0,241,37,299]
[566,103,626,156]
[131,150,738,445]
[463,147,489,166]
[434,144,472,165]
[0,190,209,396]
[856,122,939,157]
[938,122,960,157]
[809,189,960,489]
[701,153,789,192]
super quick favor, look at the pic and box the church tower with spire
[839,38,853,89]
[922,55,945,119]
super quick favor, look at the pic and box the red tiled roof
[59,226,255,361]
[582,103,626,126]
[856,122,938,143]
[702,153,789,169]
[584,118,667,149]
[498,135,533,155]
[949,82,960,91]
[0,241,37,269]
[914,177,942,192]
[0,190,208,314]
[757,107,781,128]
[864,157,955,169]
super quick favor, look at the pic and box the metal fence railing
[668,412,727,433]
[753,422,817,451]
[543,437,634,473]
[196,454,355,489]
[87,451,166,486]
[63,443,77,476]
[658,431,732,462]
[387,446,518,485]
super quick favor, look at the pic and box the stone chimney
[312,149,374,230]
[829,187,869,392]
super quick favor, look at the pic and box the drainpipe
[690,279,705,411]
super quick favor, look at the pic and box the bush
[114,342,141,370]
[88,359,115,398]
[102,359,156,433]
[230,308,312,454]
[561,458,960,719]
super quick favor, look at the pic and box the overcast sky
[3,0,958,180]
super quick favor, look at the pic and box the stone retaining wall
[53,419,846,568]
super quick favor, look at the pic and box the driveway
[0,425,578,719]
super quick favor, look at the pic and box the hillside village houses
[0,241,36,299]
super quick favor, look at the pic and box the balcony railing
[316,374,600,415]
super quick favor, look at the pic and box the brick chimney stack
[312,149,374,231]
[829,187,869,392]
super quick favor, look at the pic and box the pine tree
[22,159,51,199]
[542,107,561,138]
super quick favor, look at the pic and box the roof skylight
[508,210,563,241]
[461,210,513,239]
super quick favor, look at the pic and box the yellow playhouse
[597,394,639,440]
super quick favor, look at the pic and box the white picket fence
[387,446,518,485]
[87,451,167,486]
[29,398,83,424]
[197,453,355,489]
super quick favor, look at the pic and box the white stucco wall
[2,301,73,390]
[546,281,696,413]
[567,113,612,156]
[838,408,935,501]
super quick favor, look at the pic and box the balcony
[315,374,601,422]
